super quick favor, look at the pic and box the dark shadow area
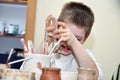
[0,48,24,69]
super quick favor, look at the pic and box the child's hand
[46,15,76,47]
[53,22,76,46]
[46,15,57,43]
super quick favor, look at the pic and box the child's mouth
[61,45,72,54]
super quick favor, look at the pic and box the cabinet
[25,0,36,43]
[0,0,36,52]
[0,0,36,42]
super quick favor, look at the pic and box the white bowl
[20,54,51,72]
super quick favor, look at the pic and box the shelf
[18,0,27,3]
[0,0,36,42]
[0,34,24,38]
[0,0,27,4]
[0,0,14,2]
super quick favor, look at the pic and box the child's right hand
[45,15,76,47]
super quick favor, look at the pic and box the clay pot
[77,68,96,80]
[40,67,61,80]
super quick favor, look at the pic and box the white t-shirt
[51,49,103,80]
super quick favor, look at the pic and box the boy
[45,1,102,80]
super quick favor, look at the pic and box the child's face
[59,23,86,55]
[68,23,86,44]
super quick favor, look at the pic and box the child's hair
[58,2,94,40]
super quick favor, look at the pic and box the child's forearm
[71,39,99,79]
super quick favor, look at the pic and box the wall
[34,0,120,80]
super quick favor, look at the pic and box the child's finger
[37,62,42,69]
[54,28,69,34]
[57,22,67,29]
[47,32,54,37]
[46,26,56,32]
[46,15,52,27]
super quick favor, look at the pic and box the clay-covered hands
[46,15,77,47]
